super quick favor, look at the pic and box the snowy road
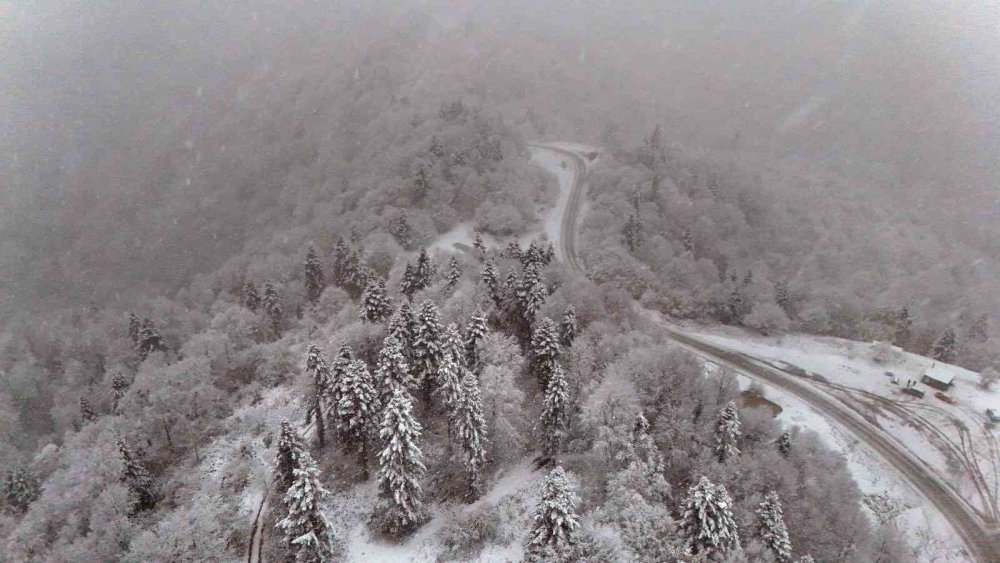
[534,141,1000,562]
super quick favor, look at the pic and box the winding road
[531,142,1000,563]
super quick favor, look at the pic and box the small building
[902,386,925,399]
[987,409,1000,424]
[921,363,955,391]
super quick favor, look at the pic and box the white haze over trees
[0,0,996,561]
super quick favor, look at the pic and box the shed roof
[923,362,956,385]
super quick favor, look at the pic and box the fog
[3,2,1000,561]
[2,0,998,314]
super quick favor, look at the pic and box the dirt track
[536,142,1000,563]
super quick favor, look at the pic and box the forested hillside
[0,1,996,561]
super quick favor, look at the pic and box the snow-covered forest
[1,1,998,561]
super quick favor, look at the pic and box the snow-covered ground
[336,457,542,562]
[693,324,1000,561]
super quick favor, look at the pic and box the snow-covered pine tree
[387,305,414,354]
[79,396,96,424]
[2,467,41,514]
[531,318,561,387]
[415,247,435,290]
[727,285,746,325]
[680,476,741,557]
[931,327,958,363]
[774,280,791,316]
[374,336,411,407]
[455,369,487,500]
[275,420,308,492]
[796,556,815,563]
[526,466,580,558]
[539,364,570,459]
[473,231,487,257]
[119,438,156,512]
[428,135,444,159]
[111,372,130,412]
[517,264,547,327]
[756,491,792,562]
[464,306,489,368]
[304,245,325,305]
[243,280,261,312]
[559,305,578,347]
[682,227,695,254]
[716,400,742,463]
[400,263,418,302]
[263,281,284,335]
[276,447,338,562]
[375,384,427,537]
[504,240,522,262]
[304,345,333,448]
[502,270,519,311]
[623,213,642,252]
[338,359,378,478]
[445,256,461,289]
[412,300,444,397]
[137,317,164,359]
[332,238,350,287]
[360,278,393,323]
[778,430,792,458]
[480,260,502,309]
[434,349,463,440]
[127,312,141,344]
[441,322,464,362]
[631,411,662,469]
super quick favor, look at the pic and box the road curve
[537,142,1000,562]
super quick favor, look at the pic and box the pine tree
[682,227,695,254]
[757,491,792,562]
[504,240,523,262]
[338,360,378,478]
[623,214,642,252]
[428,135,445,159]
[136,317,165,360]
[559,305,578,347]
[727,285,746,325]
[243,280,261,312]
[531,318,561,387]
[527,466,580,557]
[445,256,461,289]
[2,468,41,514]
[276,447,338,563]
[263,281,284,335]
[389,215,413,249]
[128,312,141,344]
[79,396,96,424]
[716,400,742,463]
[774,280,791,316]
[412,300,444,396]
[473,231,487,257]
[304,245,325,305]
[455,369,487,500]
[778,430,792,458]
[931,327,958,363]
[332,238,351,287]
[517,265,548,327]
[119,438,156,512]
[481,260,502,309]
[797,556,815,563]
[111,372,130,412]
[894,306,913,346]
[304,345,333,448]
[374,336,411,407]
[275,420,308,493]
[680,476,741,557]
[387,305,414,353]
[540,364,570,459]
[417,248,436,288]
[413,166,430,204]
[400,263,418,302]
[464,306,489,368]
[328,343,353,406]
[434,350,463,439]
[375,385,427,537]
[360,278,393,323]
